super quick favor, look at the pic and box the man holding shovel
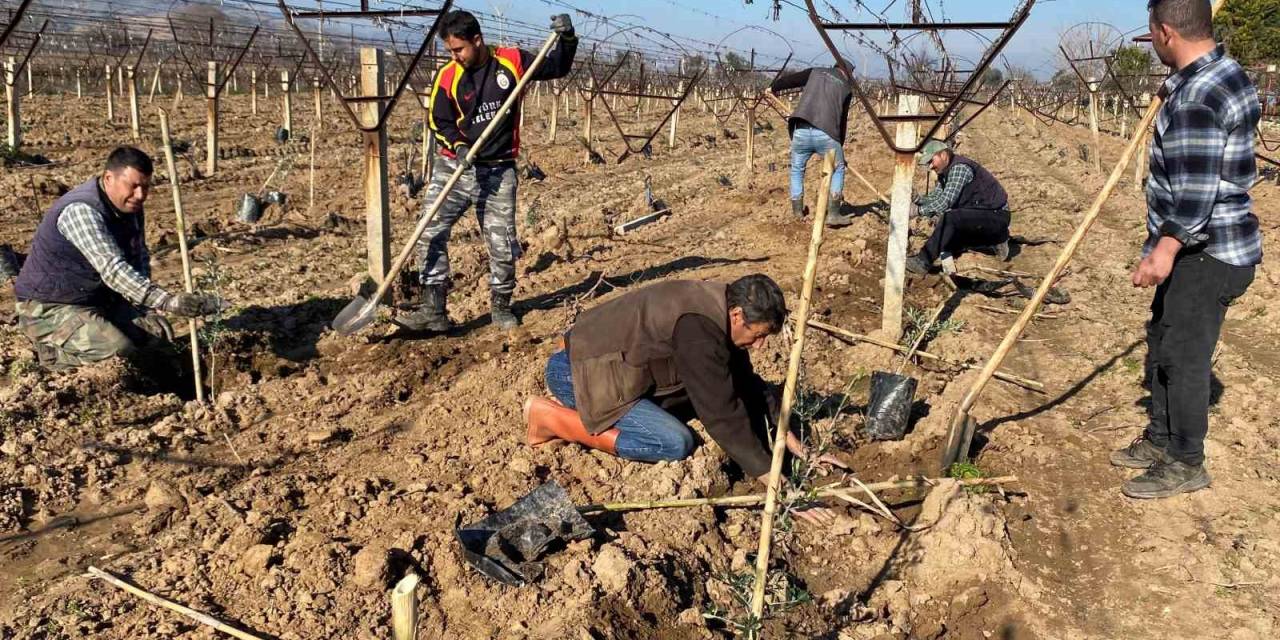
[906,139,1011,275]
[11,146,223,370]
[765,66,855,227]
[523,275,842,524]
[397,10,578,333]
[1112,0,1260,499]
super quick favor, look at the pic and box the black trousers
[920,207,1011,262]
[1144,251,1254,465]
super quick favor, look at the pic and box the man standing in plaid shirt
[1111,0,1261,499]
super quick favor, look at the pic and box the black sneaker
[1110,434,1172,469]
[1122,459,1211,499]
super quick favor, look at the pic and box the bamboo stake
[580,475,1018,513]
[848,164,889,204]
[749,151,836,621]
[392,573,420,640]
[88,567,266,640]
[807,319,1044,391]
[939,0,1229,470]
[159,110,204,404]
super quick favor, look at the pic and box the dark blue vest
[941,155,1008,211]
[13,178,146,306]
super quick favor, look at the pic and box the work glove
[163,292,226,318]
[453,143,473,168]
[136,312,175,342]
[550,13,574,37]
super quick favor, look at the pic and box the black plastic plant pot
[863,371,918,441]
[237,194,263,223]
[456,481,595,586]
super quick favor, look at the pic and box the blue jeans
[789,126,846,200]
[544,349,696,462]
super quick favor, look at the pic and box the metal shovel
[332,30,562,335]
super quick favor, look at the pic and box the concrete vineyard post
[6,57,19,149]
[147,64,162,104]
[281,70,292,134]
[105,64,114,122]
[250,69,257,115]
[127,65,140,140]
[583,77,594,163]
[882,93,920,340]
[669,81,682,149]
[206,61,219,176]
[360,47,391,285]
[547,86,558,142]
[1087,78,1102,173]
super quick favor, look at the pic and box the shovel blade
[332,295,377,335]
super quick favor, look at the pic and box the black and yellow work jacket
[429,37,577,164]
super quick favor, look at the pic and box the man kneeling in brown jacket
[525,274,841,519]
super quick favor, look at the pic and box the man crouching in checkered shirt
[1111,0,1262,499]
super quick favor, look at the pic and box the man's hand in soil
[164,292,226,318]
[785,431,849,476]
[136,312,175,342]
[1132,236,1181,288]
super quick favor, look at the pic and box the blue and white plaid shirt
[1145,45,1262,267]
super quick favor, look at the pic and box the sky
[468,0,1157,79]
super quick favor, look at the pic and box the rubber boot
[394,284,450,332]
[791,198,805,219]
[524,397,619,455]
[491,291,520,330]
[824,193,853,228]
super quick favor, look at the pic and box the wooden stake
[749,151,836,621]
[882,94,920,340]
[75,67,81,99]
[360,48,391,284]
[126,65,140,141]
[281,70,292,133]
[848,164,889,204]
[88,567,265,640]
[940,0,1230,471]
[582,475,1019,513]
[807,319,1044,391]
[391,573,420,640]
[312,78,321,130]
[206,61,219,176]
[158,110,204,404]
[249,69,257,115]
[5,57,19,149]
[745,105,755,173]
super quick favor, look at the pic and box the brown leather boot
[524,397,619,454]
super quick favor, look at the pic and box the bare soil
[1,87,1277,639]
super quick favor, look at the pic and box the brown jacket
[567,280,727,433]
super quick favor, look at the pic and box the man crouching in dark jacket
[524,274,842,523]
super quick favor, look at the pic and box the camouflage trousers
[15,298,174,371]
[415,155,521,295]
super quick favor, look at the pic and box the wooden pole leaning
[88,567,265,640]
[158,110,204,404]
[749,151,837,621]
[939,0,1230,472]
